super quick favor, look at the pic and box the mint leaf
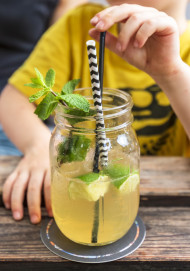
[34,67,45,86]
[61,79,80,95]
[29,89,49,103]
[60,94,89,112]
[27,68,90,124]
[57,135,91,164]
[25,83,43,89]
[64,108,96,125]
[31,77,43,86]
[45,68,55,88]
[103,164,130,188]
[34,92,58,120]
[76,172,100,185]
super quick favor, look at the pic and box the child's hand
[0,84,52,224]
[3,144,52,224]
[89,4,181,80]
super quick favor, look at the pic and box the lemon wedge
[118,174,140,193]
[69,175,110,201]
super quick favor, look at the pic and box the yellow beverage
[51,162,140,246]
[50,88,140,246]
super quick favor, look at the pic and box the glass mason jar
[50,88,140,246]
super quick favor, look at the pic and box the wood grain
[140,157,190,196]
[0,207,190,270]
[1,156,190,206]
[1,156,190,270]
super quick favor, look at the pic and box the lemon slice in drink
[118,174,140,193]
[69,175,110,201]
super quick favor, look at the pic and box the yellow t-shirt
[9,3,190,156]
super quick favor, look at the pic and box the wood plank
[0,156,190,269]
[1,156,190,206]
[0,207,190,263]
[140,156,190,196]
[0,261,190,271]
[140,195,190,207]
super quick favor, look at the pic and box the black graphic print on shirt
[120,84,178,155]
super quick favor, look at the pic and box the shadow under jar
[50,88,140,246]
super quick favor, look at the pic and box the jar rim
[55,87,133,121]
[76,87,132,112]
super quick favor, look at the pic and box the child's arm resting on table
[89,4,190,138]
[0,84,52,224]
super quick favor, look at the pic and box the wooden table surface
[0,156,190,270]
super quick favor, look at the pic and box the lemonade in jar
[50,88,140,246]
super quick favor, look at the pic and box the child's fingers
[27,170,44,224]
[90,4,156,31]
[90,9,177,55]
[3,171,18,209]
[89,29,121,56]
[90,5,116,26]
[11,171,30,221]
[43,169,52,217]
[134,15,177,48]
[89,28,101,42]
[117,11,158,51]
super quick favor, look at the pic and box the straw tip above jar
[86,40,96,46]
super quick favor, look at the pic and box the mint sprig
[60,94,89,112]
[26,68,95,165]
[64,108,96,125]
[34,92,58,120]
[57,135,91,164]
[26,68,90,120]
[45,68,55,88]
[61,79,80,95]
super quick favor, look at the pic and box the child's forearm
[0,84,51,154]
[153,61,190,139]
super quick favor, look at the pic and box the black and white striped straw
[86,40,108,167]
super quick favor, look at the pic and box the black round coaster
[40,215,146,263]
